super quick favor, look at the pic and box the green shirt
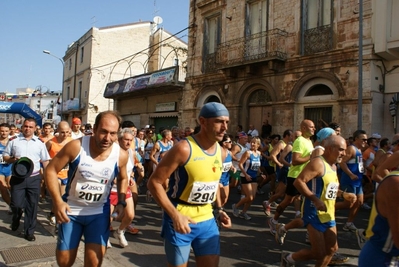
[287,136,313,178]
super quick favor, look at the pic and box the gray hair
[118,128,134,139]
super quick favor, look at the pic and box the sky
[0,0,189,93]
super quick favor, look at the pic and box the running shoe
[113,229,128,247]
[343,222,357,232]
[295,212,301,219]
[305,231,310,244]
[270,201,279,208]
[268,218,277,236]
[328,252,349,265]
[239,212,251,221]
[47,214,56,226]
[107,240,112,248]
[262,201,271,216]
[126,224,139,235]
[145,190,152,203]
[231,204,240,217]
[280,251,294,267]
[275,223,287,245]
[356,228,367,249]
[361,203,371,210]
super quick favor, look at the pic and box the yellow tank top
[167,136,223,222]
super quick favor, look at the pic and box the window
[245,0,269,59]
[47,112,53,120]
[305,84,333,96]
[69,58,72,70]
[202,14,221,72]
[78,81,82,100]
[204,15,220,55]
[248,89,272,104]
[66,86,70,100]
[304,106,332,130]
[246,0,268,36]
[301,0,333,55]
[80,47,84,63]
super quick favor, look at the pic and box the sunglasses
[148,132,153,134]
[224,140,232,143]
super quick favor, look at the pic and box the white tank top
[65,136,120,215]
[232,143,247,169]
[111,148,134,192]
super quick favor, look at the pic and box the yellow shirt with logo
[167,136,223,222]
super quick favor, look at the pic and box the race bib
[222,162,232,172]
[187,181,218,204]
[75,181,107,203]
[358,161,364,173]
[250,161,260,171]
[325,182,339,200]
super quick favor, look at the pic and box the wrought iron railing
[303,25,333,55]
[216,28,288,68]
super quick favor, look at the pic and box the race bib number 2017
[187,181,218,204]
[75,182,107,203]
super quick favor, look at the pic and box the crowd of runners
[0,105,398,266]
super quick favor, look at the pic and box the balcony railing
[215,28,288,70]
[303,25,333,55]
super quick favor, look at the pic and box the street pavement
[0,183,369,266]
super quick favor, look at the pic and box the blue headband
[316,127,335,142]
[199,102,229,118]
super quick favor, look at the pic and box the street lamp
[43,50,65,119]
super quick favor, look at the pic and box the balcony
[303,25,333,55]
[204,28,288,72]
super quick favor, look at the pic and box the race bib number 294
[187,181,218,204]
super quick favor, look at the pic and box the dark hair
[237,125,243,131]
[9,124,16,128]
[367,137,376,146]
[329,122,340,130]
[218,133,230,146]
[380,138,390,148]
[121,120,135,129]
[353,130,366,140]
[0,123,10,129]
[283,129,292,138]
[270,134,281,140]
[94,111,122,130]
[43,122,53,128]
[23,118,37,126]
[193,125,201,135]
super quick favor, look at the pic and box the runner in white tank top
[44,111,129,267]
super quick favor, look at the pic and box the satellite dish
[153,16,163,25]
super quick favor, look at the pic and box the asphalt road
[104,184,368,267]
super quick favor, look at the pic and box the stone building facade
[182,0,399,138]
[62,21,187,128]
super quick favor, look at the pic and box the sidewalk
[0,199,123,267]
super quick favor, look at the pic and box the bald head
[57,121,71,141]
[300,120,315,138]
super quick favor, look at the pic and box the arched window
[205,95,220,103]
[305,84,333,96]
[248,89,272,104]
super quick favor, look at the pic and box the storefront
[104,66,184,130]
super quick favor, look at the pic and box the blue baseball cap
[199,102,229,118]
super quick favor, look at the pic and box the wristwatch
[117,200,127,208]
